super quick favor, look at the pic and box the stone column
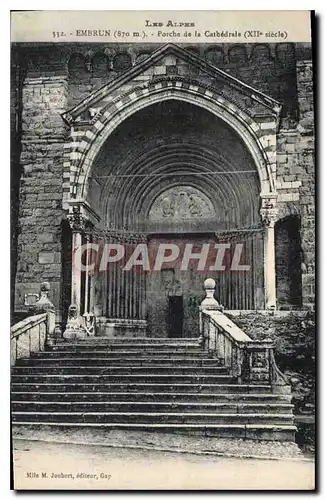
[83,233,90,315]
[67,212,87,316]
[89,266,96,315]
[260,206,278,310]
[263,218,276,309]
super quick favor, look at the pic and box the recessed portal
[87,99,264,335]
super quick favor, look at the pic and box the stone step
[11,373,235,384]
[22,356,220,366]
[50,344,203,352]
[12,410,294,426]
[32,350,212,359]
[11,382,272,394]
[11,422,297,441]
[56,337,198,344]
[11,391,292,403]
[12,365,228,375]
[11,332,296,443]
[12,400,294,414]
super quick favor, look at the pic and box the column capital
[67,208,88,232]
[260,208,278,228]
[260,196,278,228]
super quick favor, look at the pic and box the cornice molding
[62,43,282,126]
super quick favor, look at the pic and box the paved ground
[12,425,303,460]
[13,439,315,491]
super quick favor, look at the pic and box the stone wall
[14,69,69,320]
[59,42,299,116]
[296,57,315,309]
[11,49,24,313]
[227,310,315,443]
[276,44,314,309]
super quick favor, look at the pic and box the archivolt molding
[62,78,278,218]
[97,140,260,229]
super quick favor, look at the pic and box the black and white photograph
[10,10,315,490]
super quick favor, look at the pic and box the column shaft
[264,222,276,309]
[71,231,82,315]
[84,237,90,315]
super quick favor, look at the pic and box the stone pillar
[67,212,87,317]
[263,218,276,310]
[63,211,90,340]
[199,278,223,346]
[83,234,90,315]
[260,202,278,310]
[89,264,96,315]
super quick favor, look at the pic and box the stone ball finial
[201,277,223,311]
[204,278,216,291]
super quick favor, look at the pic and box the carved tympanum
[149,187,215,221]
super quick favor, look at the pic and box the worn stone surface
[13,426,303,460]
[13,63,68,319]
[226,309,315,449]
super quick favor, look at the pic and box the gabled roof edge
[62,43,282,126]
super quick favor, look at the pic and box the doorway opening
[168,296,183,338]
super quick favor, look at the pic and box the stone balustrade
[199,278,291,394]
[11,282,57,365]
[11,312,54,365]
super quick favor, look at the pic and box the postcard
[11,10,315,490]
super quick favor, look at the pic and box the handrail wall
[11,311,55,365]
[199,279,291,394]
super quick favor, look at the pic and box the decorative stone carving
[241,343,272,383]
[24,293,39,307]
[188,296,201,318]
[149,186,215,221]
[83,312,95,336]
[67,208,88,232]
[260,195,278,227]
[63,304,87,340]
[251,351,268,368]
[29,282,55,314]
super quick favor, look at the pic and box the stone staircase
[11,337,296,441]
